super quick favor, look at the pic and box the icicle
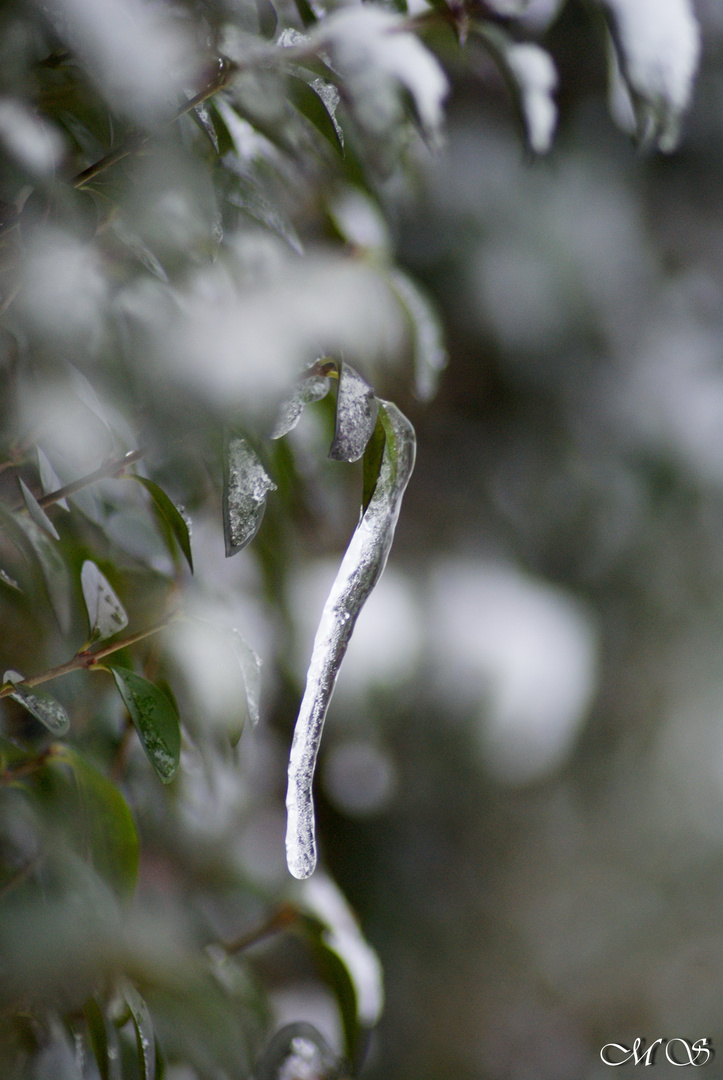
[285,400,416,879]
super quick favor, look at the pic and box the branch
[10,449,144,514]
[0,613,181,699]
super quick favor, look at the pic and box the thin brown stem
[35,448,144,509]
[0,613,181,699]
[223,903,299,954]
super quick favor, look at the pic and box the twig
[11,449,144,513]
[223,903,299,954]
[0,612,181,699]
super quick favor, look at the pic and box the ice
[329,362,378,463]
[285,401,416,879]
[3,671,70,736]
[223,437,276,556]
[270,374,330,439]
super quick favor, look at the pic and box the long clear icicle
[285,401,416,879]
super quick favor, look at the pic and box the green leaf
[0,569,21,592]
[84,997,122,1080]
[227,629,262,737]
[3,670,70,736]
[286,75,344,156]
[222,434,277,557]
[256,0,278,39]
[37,447,69,510]
[329,362,378,463]
[292,0,317,27]
[17,515,73,633]
[361,412,386,514]
[122,980,156,1080]
[108,667,181,784]
[386,268,448,401]
[254,1022,339,1080]
[130,476,193,573]
[80,560,129,643]
[46,747,139,898]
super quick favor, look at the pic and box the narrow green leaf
[292,0,317,27]
[0,568,21,592]
[19,477,60,540]
[387,268,448,401]
[108,667,181,784]
[84,997,122,1080]
[209,101,236,157]
[122,980,156,1080]
[46,747,139,898]
[130,475,193,572]
[3,669,70,735]
[286,75,344,156]
[329,362,378,463]
[228,629,262,737]
[222,434,277,557]
[256,0,278,38]
[361,412,386,515]
[17,515,72,633]
[81,560,129,643]
[190,101,219,152]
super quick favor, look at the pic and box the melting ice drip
[285,400,416,879]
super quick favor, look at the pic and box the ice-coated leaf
[19,477,60,540]
[38,447,69,510]
[108,666,181,783]
[191,100,219,152]
[254,1023,339,1080]
[600,0,700,151]
[362,414,385,515]
[329,187,390,256]
[225,168,304,255]
[228,629,262,734]
[314,7,449,143]
[122,980,156,1080]
[223,435,277,557]
[387,268,448,401]
[3,670,70,736]
[286,399,416,879]
[299,872,385,1048]
[0,569,21,592]
[49,747,139,898]
[256,0,278,39]
[473,24,558,154]
[271,372,331,439]
[329,362,378,463]
[286,75,344,156]
[130,475,194,572]
[81,561,129,643]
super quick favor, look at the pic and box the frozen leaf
[3,670,70,736]
[110,219,169,282]
[478,25,558,154]
[121,980,155,1080]
[223,435,277,557]
[81,561,129,643]
[17,516,72,633]
[314,7,449,143]
[130,475,194,572]
[0,569,21,592]
[387,268,448,401]
[329,362,378,463]
[19,477,60,540]
[108,666,181,783]
[600,0,700,151]
[191,100,220,152]
[225,167,304,255]
[38,448,69,511]
[329,187,390,256]
[254,1023,339,1080]
[300,872,385,1029]
[66,363,111,433]
[362,414,385,515]
[271,371,331,439]
[286,399,416,878]
[227,629,262,736]
[286,75,344,156]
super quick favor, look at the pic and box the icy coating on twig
[285,401,416,879]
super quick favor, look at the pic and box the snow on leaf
[387,268,448,401]
[3,670,70,736]
[314,7,449,143]
[600,0,700,151]
[19,478,60,541]
[271,372,331,439]
[299,872,385,1027]
[0,98,65,175]
[223,435,277,557]
[285,399,416,879]
[505,42,558,154]
[81,561,129,643]
[329,362,378,463]
[37,447,69,511]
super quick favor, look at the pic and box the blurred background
[2,0,723,1077]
